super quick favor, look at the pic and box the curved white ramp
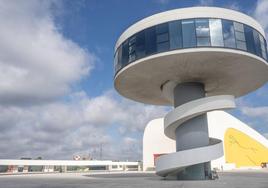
[156,95,235,177]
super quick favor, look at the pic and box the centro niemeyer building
[113,7,268,180]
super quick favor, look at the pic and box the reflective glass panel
[195,19,210,37]
[157,33,169,43]
[209,19,224,46]
[145,26,156,55]
[244,25,256,54]
[122,40,129,66]
[265,40,268,60]
[222,20,236,48]
[169,20,182,49]
[114,18,268,75]
[129,52,135,62]
[129,45,135,54]
[259,34,264,44]
[156,23,169,34]
[196,19,210,46]
[236,40,247,50]
[259,34,267,59]
[253,30,262,56]
[114,50,119,72]
[135,31,146,59]
[156,23,169,52]
[182,19,196,48]
[129,36,136,46]
[157,42,170,52]
[197,37,210,46]
[234,21,246,50]
[263,47,268,60]
[128,35,136,62]
[234,22,244,32]
[117,46,122,71]
[235,31,245,41]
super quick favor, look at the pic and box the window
[122,40,129,66]
[135,31,146,59]
[157,33,169,43]
[236,40,246,51]
[234,22,244,32]
[169,20,182,49]
[114,49,119,73]
[253,30,262,57]
[244,25,256,54]
[195,19,210,46]
[265,40,268,60]
[156,23,169,52]
[145,26,157,55]
[209,19,224,47]
[116,46,122,72]
[114,18,268,75]
[182,19,196,48]
[259,34,267,60]
[234,22,246,50]
[235,31,246,41]
[128,35,136,62]
[222,20,236,48]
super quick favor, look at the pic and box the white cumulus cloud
[0,91,167,160]
[0,1,168,161]
[254,0,268,32]
[198,0,214,6]
[0,0,95,105]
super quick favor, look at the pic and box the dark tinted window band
[115,18,268,74]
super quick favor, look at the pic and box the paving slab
[0,171,267,188]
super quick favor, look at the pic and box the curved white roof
[115,7,265,51]
[143,111,268,171]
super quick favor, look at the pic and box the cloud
[82,91,168,133]
[0,91,167,160]
[0,1,168,161]
[235,96,268,139]
[240,106,268,122]
[155,0,170,5]
[226,2,240,11]
[198,0,214,6]
[120,137,142,160]
[254,0,268,36]
[0,0,95,106]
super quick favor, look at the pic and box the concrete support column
[43,166,47,172]
[23,165,28,173]
[11,165,18,173]
[138,162,142,171]
[173,82,211,180]
[61,166,67,173]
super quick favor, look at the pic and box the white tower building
[114,7,268,179]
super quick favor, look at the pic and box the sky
[0,0,267,161]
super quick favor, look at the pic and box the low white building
[143,111,268,171]
[0,159,141,173]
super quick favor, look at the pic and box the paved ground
[0,171,268,188]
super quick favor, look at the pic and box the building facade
[114,7,268,180]
[0,160,141,174]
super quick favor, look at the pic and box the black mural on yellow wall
[224,128,268,167]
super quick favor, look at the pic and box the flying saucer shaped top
[114,7,268,105]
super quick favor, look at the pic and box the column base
[163,162,212,180]
[176,162,211,180]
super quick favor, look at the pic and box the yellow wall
[224,128,268,167]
